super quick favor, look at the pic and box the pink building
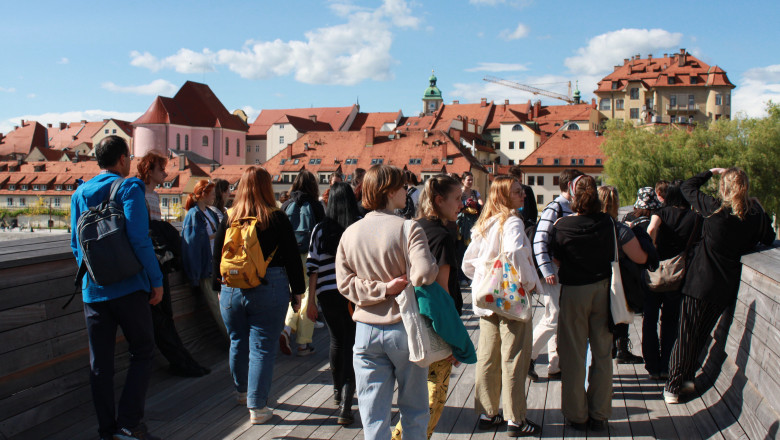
[133,81,248,164]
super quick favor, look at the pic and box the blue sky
[2,0,779,135]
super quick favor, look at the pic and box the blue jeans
[353,321,429,440]
[220,267,290,409]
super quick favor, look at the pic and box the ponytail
[185,179,215,211]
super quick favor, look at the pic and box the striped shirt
[532,195,573,278]
[306,223,338,297]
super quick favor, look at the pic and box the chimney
[424,129,429,138]
[80,120,87,125]
[210,163,218,172]
[47,123,52,128]
[60,122,67,130]
[678,48,686,67]
[534,100,541,119]
[452,100,459,105]
[364,126,374,147]
[592,98,597,108]
[504,99,509,105]
[648,54,652,62]
[663,53,668,58]
[480,98,487,107]
[179,156,187,171]
[309,115,317,123]
[395,129,401,139]
[287,143,293,159]
[624,58,629,65]
[20,119,25,127]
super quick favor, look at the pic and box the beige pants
[392,358,453,440]
[474,313,532,424]
[558,279,613,423]
[284,253,315,345]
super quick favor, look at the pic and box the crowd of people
[70,135,776,440]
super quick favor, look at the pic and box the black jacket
[551,212,614,286]
[681,171,776,307]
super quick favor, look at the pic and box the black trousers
[642,290,682,375]
[84,291,155,437]
[318,291,356,390]
[665,295,724,394]
[150,273,197,368]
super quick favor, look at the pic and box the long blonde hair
[472,175,520,237]
[714,167,751,220]
[229,166,278,229]
[416,174,461,223]
[598,185,620,219]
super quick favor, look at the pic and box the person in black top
[509,165,538,226]
[211,166,305,425]
[644,182,700,380]
[663,168,776,404]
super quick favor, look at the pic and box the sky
[2,0,780,135]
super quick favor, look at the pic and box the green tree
[600,102,780,221]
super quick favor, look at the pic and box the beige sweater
[336,210,438,324]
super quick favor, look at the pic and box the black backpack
[74,178,143,287]
[526,201,563,276]
[396,187,417,219]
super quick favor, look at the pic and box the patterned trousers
[392,358,453,440]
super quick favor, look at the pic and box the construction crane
[483,75,575,104]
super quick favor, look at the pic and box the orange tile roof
[281,115,333,132]
[0,121,48,157]
[248,105,357,136]
[487,102,531,129]
[349,111,403,132]
[520,130,606,169]
[48,121,104,150]
[596,50,735,93]
[261,129,487,181]
[97,119,134,137]
[134,81,248,132]
[396,115,437,132]
[430,102,494,132]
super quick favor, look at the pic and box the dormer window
[611,81,619,90]
[409,158,422,165]
[8,184,16,191]
[536,158,543,165]
[690,76,698,85]
[32,185,39,191]
[447,158,454,164]
[511,124,523,131]
[553,158,560,165]
[308,158,322,165]
[370,158,384,165]
[293,159,300,165]
[20,185,28,191]
[596,159,603,165]
[56,185,63,191]
[163,182,173,188]
[280,158,287,165]
[667,77,675,85]
[66,184,74,190]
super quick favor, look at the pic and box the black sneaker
[547,371,562,380]
[113,423,160,440]
[589,419,608,431]
[507,419,539,437]
[567,419,588,431]
[527,359,539,382]
[478,414,505,430]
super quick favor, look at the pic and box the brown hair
[136,151,167,185]
[472,175,520,237]
[417,174,462,223]
[715,167,751,220]
[184,179,215,211]
[212,178,230,212]
[229,167,278,229]
[570,175,601,215]
[361,165,404,211]
[598,186,619,219]
[559,168,584,192]
[291,170,319,198]
[655,180,670,200]
[508,165,524,180]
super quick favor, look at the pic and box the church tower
[422,70,443,116]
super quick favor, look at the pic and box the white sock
[480,414,492,421]
[284,326,291,335]
[508,420,520,427]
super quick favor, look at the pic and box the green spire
[424,69,442,99]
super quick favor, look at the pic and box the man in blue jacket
[70,136,163,440]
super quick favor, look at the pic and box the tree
[600,102,780,221]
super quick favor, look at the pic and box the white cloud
[241,105,262,122]
[27,93,36,99]
[130,48,217,74]
[499,23,529,40]
[0,110,142,135]
[101,79,178,96]
[0,86,15,93]
[564,28,683,76]
[733,65,780,118]
[58,57,69,64]
[465,62,529,73]
[130,0,419,86]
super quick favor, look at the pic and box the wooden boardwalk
[39,290,754,440]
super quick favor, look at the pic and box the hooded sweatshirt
[551,212,615,286]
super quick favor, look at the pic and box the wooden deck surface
[30,289,753,440]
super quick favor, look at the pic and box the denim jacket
[181,206,220,286]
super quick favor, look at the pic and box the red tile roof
[349,111,403,133]
[48,121,104,150]
[520,130,606,169]
[596,50,735,93]
[430,102,494,132]
[487,102,531,129]
[248,105,357,137]
[281,115,333,132]
[134,81,248,132]
[0,121,48,157]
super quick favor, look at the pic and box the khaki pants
[392,358,453,440]
[474,313,532,424]
[284,253,315,345]
[558,279,612,423]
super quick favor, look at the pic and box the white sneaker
[663,391,679,404]
[236,391,247,405]
[314,320,325,329]
[681,381,695,394]
[250,407,273,424]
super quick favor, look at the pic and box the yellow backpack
[220,215,277,289]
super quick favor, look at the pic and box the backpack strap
[108,177,125,205]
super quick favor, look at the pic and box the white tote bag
[609,219,633,325]
[394,220,452,368]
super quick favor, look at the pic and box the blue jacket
[70,172,163,303]
[181,206,220,286]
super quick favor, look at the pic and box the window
[255,145,260,153]
[536,158,543,165]
[578,159,584,165]
[308,158,322,165]
[19,198,25,207]
[279,136,284,144]
[39,185,47,190]
[161,198,168,208]
[104,129,109,134]
[508,160,515,165]
[630,108,640,119]
[512,124,523,131]
[255,159,260,164]
[630,88,639,99]
[370,158,384,165]
[596,159,603,165]
[6,198,12,206]
[319,174,329,184]
[225,138,229,156]
[236,140,240,156]
[20,185,28,191]
[668,77,675,85]
[409,158,422,165]
[553,158,560,165]
[688,95,695,108]
[508,141,515,150]
[528,176,535,186]
[670,95,677,107]
[246,145,251,153]
[163,182,172,188]
[185,135,189,150]
[8,184,15,190]
[519,141,525,149]
[293,159,299,165]
[567,123,579,131]
[726,94,731,105]
[278,124,284,129]
[537,195,544,204]
[33,185,39,190]
[112,129,116,134]
[538,176,544,185]
[611,81,619,90]
[716,94,722,106]
[280,158,287,165]
[66,184,74,190]
[447,158,454,164]
[202,136,208,146]
[690,76,698,85]
[176,134,181,149]
[55,185,62,191]
[570,159,577,165]
[615,99,624,110]
[553,176,560,186]
[345,158,358,165]
[599,98,611,110]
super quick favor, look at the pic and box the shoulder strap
[402,220,413,274]
[108,177,125,204]
[611,218,619,263]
